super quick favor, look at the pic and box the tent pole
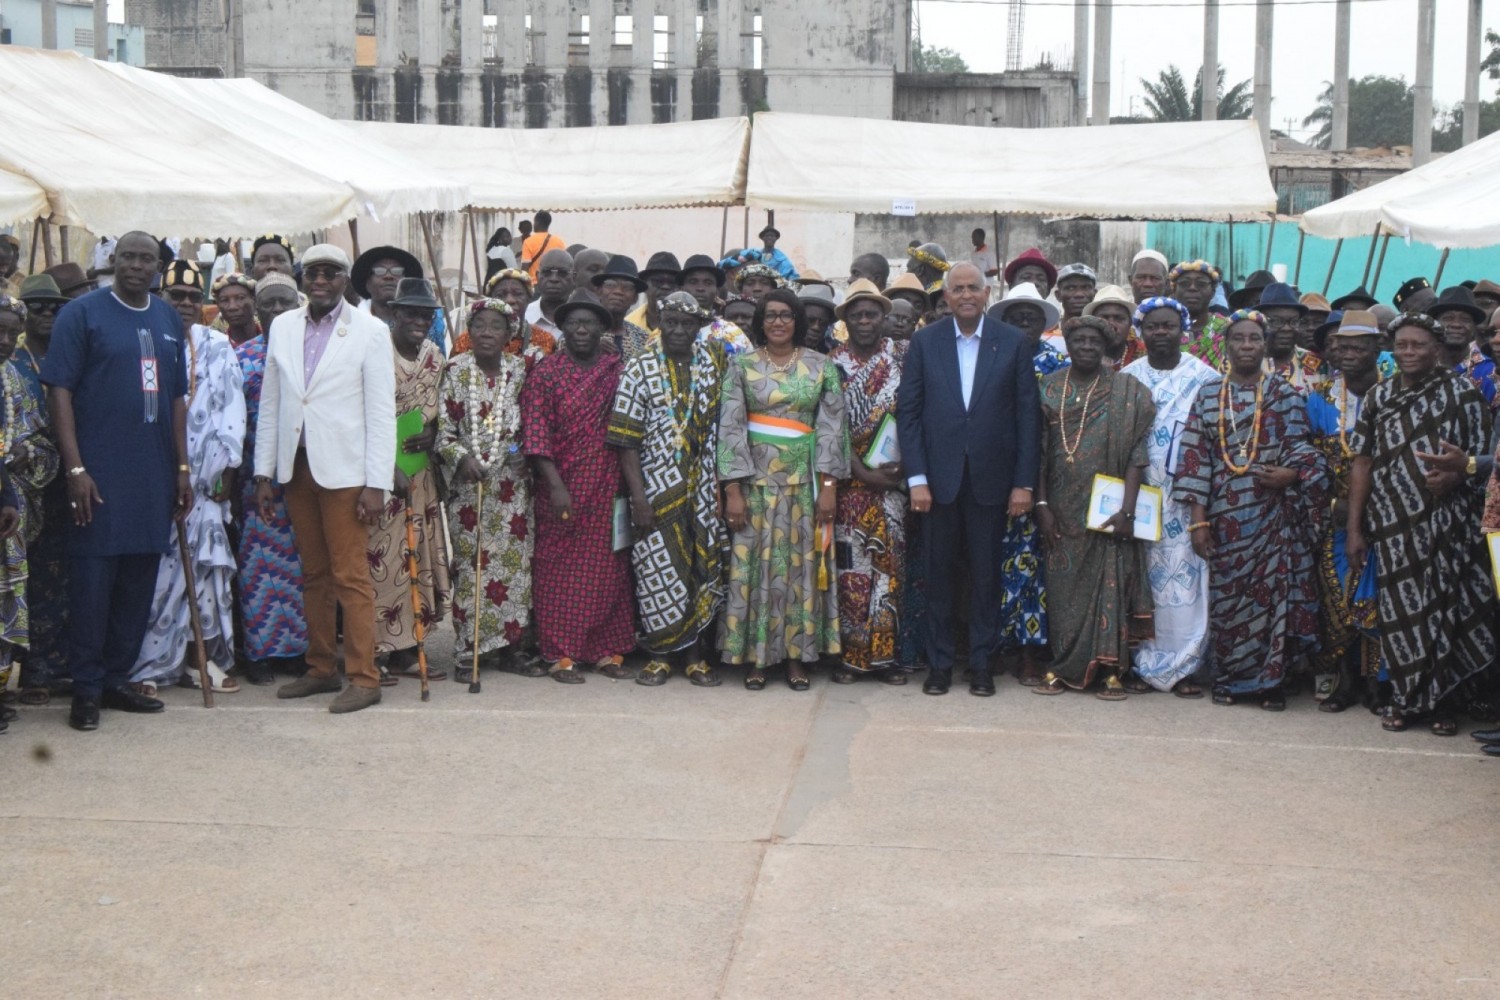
[1370,234,1392,294]
[1226,216,1234,288]
[419,212,453,340]
[457,211,470,301]
[1293,230,1306,286]
[41,222,54,268]
[719,206,729,258]
[1432,248,1450,290]
[348,219,362,259]
[59,225,70,264]
[1323,238,1344,295]
[1359,224,1380,285]
[468,210,482,293]
[27,219,41,274]
[742,207,749,252]
[1262,214,1275,271]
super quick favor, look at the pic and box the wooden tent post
[419,212,453,341]
[1322,238,1344,295]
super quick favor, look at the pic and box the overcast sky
[916,0,1488,140]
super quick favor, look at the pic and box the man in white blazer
[253,243,396,714]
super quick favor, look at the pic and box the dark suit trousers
[923,466,1006,674]
[67,553,161,699]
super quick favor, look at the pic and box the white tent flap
[744,113,1277,220]
[0,166,49,228]
[1381,168,1500,250]
[349,117,750,212]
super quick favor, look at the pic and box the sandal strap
[684,661,711,677]
[642,660,671,676]
[549,657,578,674]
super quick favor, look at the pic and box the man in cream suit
[253,244,396,714]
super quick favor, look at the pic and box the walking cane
[469,480,485,694]
[402,501,431,702]
[177,527,214,708]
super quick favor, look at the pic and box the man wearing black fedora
[678,254,753,355]
[1432,285,1495,405]
[1227,269,1276,311]
[721,225,799,283]
[1258,282,1324,394]
[1330,285,1377,312]
[352,244,447,354]
[629,251,681,334]
[591,254,651,357]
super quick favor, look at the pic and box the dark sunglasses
[166,289,204,304]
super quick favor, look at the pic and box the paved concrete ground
[5,637,1500,999]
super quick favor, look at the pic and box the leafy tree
[1138,65,1252,122]
[910,43,969,74]
[1433,99,1500,152]
[1483,29,1500,92]
[1301,75,1415,149]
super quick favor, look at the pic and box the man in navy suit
[896,262,1040,696]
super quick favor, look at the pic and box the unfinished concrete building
[127,0,925,125]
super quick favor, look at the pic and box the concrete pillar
[1201,0,1218,121]
[41,0,57,50]
[1072,0,1089,126]
[674,0,695,121]
[378,0,402,122]
[716,0,743,118]
[498,0,527,125]
[629,0,653,124]
[1332,0,1350,149]
[542,1,570,124]
[590,0,612,125]
[1465,0,1483,146]
[1252,0,1273,150]
[93,0,109,59]
[420,0,442,122]
[1090,0,1111,125]
[1413,0,1435,165]
[460,0,485,126]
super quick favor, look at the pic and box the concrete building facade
[2,0,144,64]
[126,0,917,125]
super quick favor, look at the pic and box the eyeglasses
[539,268,571,279]
[762,310,796,325]
[166,289,204,304]
[303,265,344,282]
[370,265,405,278]
[25,302,58,316]
[1265,318,1301,331]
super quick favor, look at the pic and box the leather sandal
[549,658,586,685]
[685,661,721,687]
[636,660,671,687]
[1033,672,1066,696]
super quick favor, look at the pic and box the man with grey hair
[525,247,574,342]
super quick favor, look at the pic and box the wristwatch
[1468,455,1478,476]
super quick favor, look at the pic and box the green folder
[396,408,430,477]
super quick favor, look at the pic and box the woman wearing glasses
[718,288,849,690]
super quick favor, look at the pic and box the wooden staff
[402,502,431,702]
[177,528,214,708]
[469,479,484,694]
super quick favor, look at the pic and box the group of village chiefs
[6,214,1500,755]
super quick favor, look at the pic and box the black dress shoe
[242,660,276,686]
[969,670,996,697]
[1482,743,1500,757]
[923,670,952,696]
[100,687,165,714]
[69,696,100,731]
[1471,727,1500,744]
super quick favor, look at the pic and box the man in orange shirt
[521,211,566,281]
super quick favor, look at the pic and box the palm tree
[1139,65,1252,122]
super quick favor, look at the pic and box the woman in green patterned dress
[718,288,849,690]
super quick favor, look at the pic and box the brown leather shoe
[329,684,381,714]
[277,672,342,699]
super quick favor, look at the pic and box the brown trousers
[282,450,379,689]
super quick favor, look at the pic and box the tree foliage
[1483,29,1500,92]
[1301,75,1415,149]
[910,43,969,74]
[1138,65,1252,122]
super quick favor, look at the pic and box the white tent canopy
[1380,167,1500,250]
[0,47,359,236]
[1300,131,1500,241]
[0,167,49,229]
[98,66,468,220]
[349,117,751,212]
[744,113,1277,220]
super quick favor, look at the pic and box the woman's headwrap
[465,297,516,329]
[1132,296,1192,332]
[908,243,951,273]
[484,268,532,295]
[735,263,783,289]
[0,294,26,321]
[163,259,205,290]
[212,272,257,297]
[1169,259,1222,285]
[1387,311,1444,339]
[253,234,295,260]
[1226,308,1269,331]
[660,290,711,322]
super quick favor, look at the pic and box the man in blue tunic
[42,230,193,733]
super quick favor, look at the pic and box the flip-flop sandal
[636,661,671,687]
[133,681,160,697]
[744,669,767,691]
[1121,674,1152,694]
[1211,687,1236,706]
[1381,713,1409,732]
[594,657,634,680]
[390,660,448,682]
[685,662,722,687]
[1430,716,1458,737]
[1172,681,1204,699]
[830,669,857,684]
[880,669,909,686]
[180,663,240,693]
[1095,676,1129,701]
[550,659,586,685]
[1017,672,1044,688]
[18,688,49,706]
[1033,672,1066,696]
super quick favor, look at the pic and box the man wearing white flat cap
[253,243,396,714]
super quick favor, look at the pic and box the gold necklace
[763,346,801,374]
[1059,367,1102,464]
[1218,376,1264,474]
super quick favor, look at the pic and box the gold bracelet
[1187,520,1210,532]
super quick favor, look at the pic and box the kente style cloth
[1185,313,1231,370]
[368,340,450,654]
[1173,374,1331,696]
[998,340,1070,650]
[1306,372,1381,677]
[717,349,850,667]
[1121,352,1218,690]
[438,351,532,657]
[1268,346,1327,396]
[521,349,635,663]
[0,361,57,688]
[1038,367,1156,687]
[1454,344,1497,407]
[234,333,308,660]
[606,340,730,653]
[132,325,246,687]
[829,338,908,673]
[1357,369,1497,718]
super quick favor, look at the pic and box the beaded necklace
[1217,375,1264,475]
[0,365,19,461]
[186,327,201,405]
[1336,371,1382,458]
[659,351,698,462]
[1058,367,1102,464]
[463,356,519,470]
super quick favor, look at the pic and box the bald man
[525,247,574,341]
